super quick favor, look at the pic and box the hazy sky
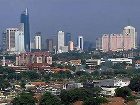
[0,0,140,43]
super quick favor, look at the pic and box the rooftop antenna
[128,18,130,26]
[25,8,28,15]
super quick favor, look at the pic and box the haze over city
[0,0,140,42]
[1,0,140,104]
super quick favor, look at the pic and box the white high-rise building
[15,23,25,53]
[123,26,137,49]
[78,36,84,50]
[57,31,65,53]
[6,28,18,52]
[34,32,41,50]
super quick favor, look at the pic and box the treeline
[12,87,108,105]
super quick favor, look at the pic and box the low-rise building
[101,87,117,96]
[97,78,130,87]
[107,58,132,64]
[94,78,130,96]
[86,59,102,69]
[63,82,83,90]
[69,59,81,66]
[135,60,140,69]
[16,51,52,66]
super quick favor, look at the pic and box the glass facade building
[20,8,30,52]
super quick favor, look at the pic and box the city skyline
[0,0,140,43]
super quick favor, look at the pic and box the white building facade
[57,31,65,53]
[78,36,83,51]
[34,32,41,50]
[6,28,18,52]
[123,26,137,49]
[15,23,25,53]
[107,58,132,64]
[98,78,130,96]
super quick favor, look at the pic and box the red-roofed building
[15,51,52,70]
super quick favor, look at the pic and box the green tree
[20,80,26,88]
[129,77,140,92]
[12,92,35,105]
[60,88,106,105]
[84,97,108,105]
[39,92,62,105]
[0,80,11,90]
[60,88,91,104]
[21,71,40,80]
[115,87,131,99]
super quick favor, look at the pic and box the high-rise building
[15,23,25,53]
[65,33,72,46]
[78,36,84,50]
[68,41,74,51]
[34,32,41,50]
[110,34,123,51]
[1,32,7,52]
[102,34,110,52]
[6,28,18,52]
[20,8,30,52]
[96,37,102,50]
[51,35,57,53]
[57,31,65,53]
[46,39,53,52]
[97,26,137,52]
[123,26,137,49]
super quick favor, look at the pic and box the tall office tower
[102,34,110,52]
[65,33,72,46]
[1,32,7,52]
[34,32,41,50]
[20,8,30,52]
[6,28,18,52]
[15,23,25,53]
[46,39,53,52]
[51,35,57,54]
[96,37,102,50]
[123,26,137,49]
[78,36,84,50]
[68,41,74,51]
[57,31,65,53]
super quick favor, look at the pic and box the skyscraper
[65,33,72,46]
[123,26,137,49]
[102,34,110,52]
[1,32,6,52]
[78,36,84,51]
[34,32,41,50]
[15,23,25,53]
[46,39,53,52]
[97,25,137,52]
[6,28,18,52]
[57,31,65,53]
[68,41,74,51]
[20,8,30,52]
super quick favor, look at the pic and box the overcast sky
[0,0,140,43]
